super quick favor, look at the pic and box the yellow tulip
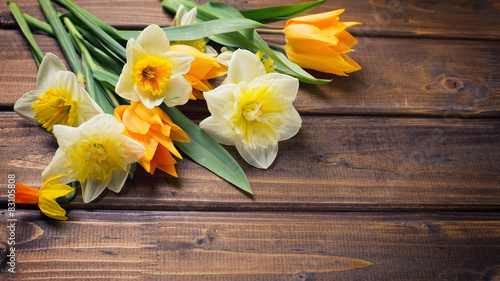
[15,174,74,221]
[170,44,227,100]
[284,9,361,76]
[114,101,190,176]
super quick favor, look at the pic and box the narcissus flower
[116,24,194,109]
[42,114,145,203]
[15,174,74,221]
[170,44,227,99]
[199,49,302,169]
[14,53,103,132]
[284,9,361,76]
[114,101,189,176]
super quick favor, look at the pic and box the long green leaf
[161,105,252,194]
[117,18,265,41]
[7,2,44,66]
[239,0,326,23]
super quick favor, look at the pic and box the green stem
[7,1,44,66]
[266,41,286,51]
[23,12,54,36]
[255,28,285,35]
[38,0,83,75]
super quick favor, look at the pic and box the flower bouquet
[8,0,360,220]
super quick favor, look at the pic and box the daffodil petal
[227,49,266,84]
[106,164,130,193]
[203,83,238,122]
[137,24,170,56]
[13,89,42,122]
[81,177,108,203]
[38,195,68,220]
[41,148,72,183]
[162,76,192,107]
[259,73,299,101]
[279,107,302,141]
[110,133,145,162]
[160,51,194,80]
[116,65,142,102]
[199,116,236,146]
[14,183,40,204]
[37,53,67,90]
[235,140,278,169]
[52,124,81,150]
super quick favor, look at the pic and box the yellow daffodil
[114,101,189,176]
[42,114,145,203]
[15,174,74,220]
[284,9,361,76]
[115,24,195,109]
[14,53,103,132]
[170,44,227,99]
[199,49,302,169]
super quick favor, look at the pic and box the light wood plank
[1,112,499,211]
[1,210,499,280]
[1,29,499,117]
[1,0,499,40]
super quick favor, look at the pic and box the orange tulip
[284,9,361,76]
[114,101,190,177]
[170,44,227,99]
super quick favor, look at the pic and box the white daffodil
[14,53,103,132]
[42,114,145,203]
[199,49,302,169]
[115,24,195,109]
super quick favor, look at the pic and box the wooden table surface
[1,0,499,280]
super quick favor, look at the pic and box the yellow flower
[116,24,195,109]
[15,174,74,221]
[114,101,189,176]
[14,53,103,132]
[170,44,227,100]
[199,49,302,169]
[284,9,361,76]
[42,114,145,203]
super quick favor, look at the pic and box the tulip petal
[123,105,151,134]
[284,44,355,76]
[288,9,344,29]
[134,101,163,125]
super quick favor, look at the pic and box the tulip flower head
[114,101,190,176]
[14,53,103,132]
[284,9,361,76]
[199,49,302,169]
[116,24,195,109]
[15,174,74,221]
[42,114,145,203]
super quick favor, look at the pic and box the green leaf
[7,2,45,67]
[160,105,252,194]
[117,18,265,41]
[239,0,326,23]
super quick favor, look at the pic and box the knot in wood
[441,77,464,91]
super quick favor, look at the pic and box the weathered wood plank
[2,112,499,211]
[1,0,500,40]
[1,210,499,280]
[1,29,499,117]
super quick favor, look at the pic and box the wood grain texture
[2,112,499,211]
[1,0,500,40]
[0,210,499,280]
[1,29,499,117]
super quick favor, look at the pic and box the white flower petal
[41,148,71,182]
[106,165,130,193]
[204,45,218,57]
[160,51,194,79]
[203,83,238,121]
[126,39,147,66]
[136,24,170,56]
[235,140,278,169]
[111,133,145,162]
[180,7,197,25]
[280,107,302,141]
[81,177,108,203]
[116,65,141,102]
[162,76,192,107]
[37,53,67,90]
[135,85,168,109]
[217,50,233,66]
[172,5,187,26]
[53,124,80,150]
[259,73,299,101]
[13,90,42,122]
[199,116,236,146]
[227,49,266,84]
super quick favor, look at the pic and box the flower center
[135,55,173,96]
[32,87,76,132]
[65,136,127,182]
[243,102,266,123]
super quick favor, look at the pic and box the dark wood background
[0,0,499,279]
